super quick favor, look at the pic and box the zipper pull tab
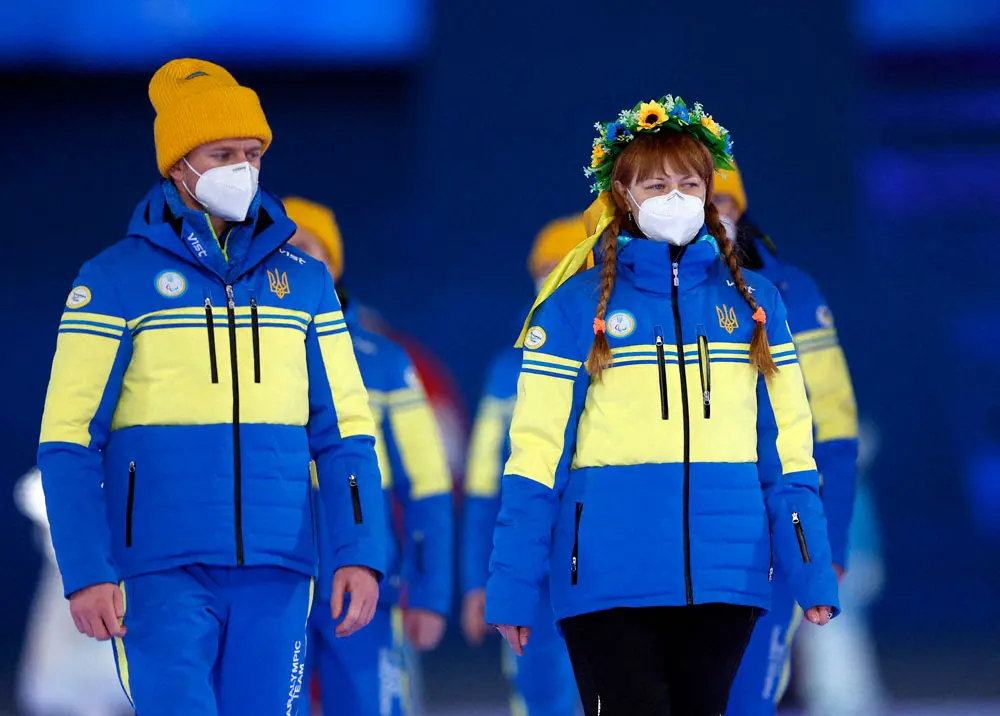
[792,512,800,524]
[225,284,235,309]
[655,334,664,347]
[204,297,212,309]
[571,556,578,572]
[672,261,679,287]
[703,390,711,407]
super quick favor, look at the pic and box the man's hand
[331,566,379,638]
[495,624,531,656]
[403,608,447,652]
[461,588,488,646]
[804,606,835,626]
[69,583,126,641]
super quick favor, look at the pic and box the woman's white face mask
[628,189,705,246]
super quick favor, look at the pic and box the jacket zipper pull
[672,261,679,287]
[225,284,235,309]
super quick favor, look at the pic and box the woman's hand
[495,624,531,655]
[804,606,835,626]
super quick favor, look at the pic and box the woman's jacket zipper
[792,512,811,563]
[125,461,136,548]
[654,325,669,420]
[671,259,694,606]
[204,298,219,384]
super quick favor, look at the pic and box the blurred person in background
[712,165,859,716]
[795,417,888,716]
[285,197,454,716]
[487,96,839,715]
[14,467,132,716]
[462,215,588,716]
[36,58,386,716]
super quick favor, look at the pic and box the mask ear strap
[182,157,203,178]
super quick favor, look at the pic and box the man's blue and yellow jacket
[37,181,387,596]
[484,235,841,627]
[749,245,858,569]
[313,303,454,615]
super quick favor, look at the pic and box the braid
[585,217,620,379]
[706,204,777,377]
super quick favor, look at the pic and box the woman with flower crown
[483,95,840,715]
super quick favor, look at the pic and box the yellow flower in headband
[591,143,606,168]
[701,114,721,138]
[637,101,668,130]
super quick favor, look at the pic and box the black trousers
[560,603,760,716]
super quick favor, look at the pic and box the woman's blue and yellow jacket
[313,303,454,615]
[37,181,386,597]
[484,235,841,626]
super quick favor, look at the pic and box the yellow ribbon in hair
[515,192,617,347]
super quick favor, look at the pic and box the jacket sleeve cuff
[61,560,119,599]
[793,562,842,618]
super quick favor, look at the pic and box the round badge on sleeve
[524,326,547,350]
[816,305,835,328]
[66,286,92,309]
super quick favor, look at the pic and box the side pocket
[204,298,219,384]
[792,512,811,563]
[571,502,583,585]
[349,474,363,524]
[125,462,136,548]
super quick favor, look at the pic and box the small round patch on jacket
[155,270,188,299]
[66,286,92,309]
[524,326,547,350]
[606,310,636,338]
[816,305,835,328]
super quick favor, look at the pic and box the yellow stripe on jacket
[314,310,377,440]
[764,342,818,475]
[465,396,516,498]
[40,312,125,446]
[793,328,858,443]
[504,352,582,489]
[386,388,452,499]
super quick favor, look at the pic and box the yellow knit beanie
[149,58,272,177]
[283,197,344,280]
[714,163,747,214]
[528,214,588,279]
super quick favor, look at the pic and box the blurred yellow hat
[528,214,588,278]
[283,197,344,280]
[149,58,272,177]
[714,163,747,214]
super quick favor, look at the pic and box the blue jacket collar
[615,229,720,295]
[126,181,296,283]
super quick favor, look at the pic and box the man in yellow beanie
[283,196,455,716]
[714,165,862,716]
[37,58,386,716]
[460,214,586,716]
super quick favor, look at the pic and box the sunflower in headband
[584,95,734,194]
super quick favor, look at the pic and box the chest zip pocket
[696,326,711,419]
[204,297,219,383]
[249,296,261,383]
[654,325,669,420]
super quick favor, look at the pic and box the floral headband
[584,95,735,194]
